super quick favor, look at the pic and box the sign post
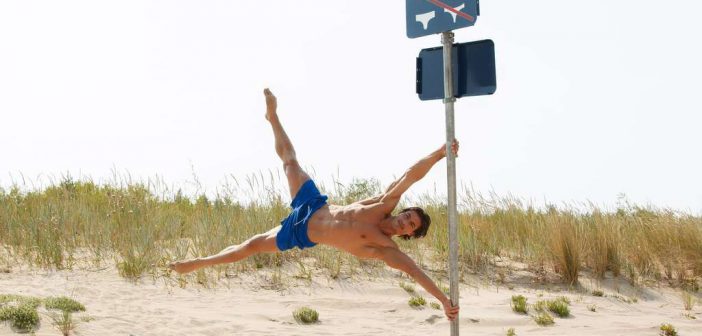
[441,30,460,336]
[406,1,494,335]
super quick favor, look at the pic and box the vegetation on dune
[0,294,86,333]
[292,306,319,324]
[408,296,427,308]
[510,295,528,314]
[659,323,677,336]
[44,297,86,313]
[0,174,700,290]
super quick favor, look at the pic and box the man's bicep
[380,175,415,204]
[377,247,418,274]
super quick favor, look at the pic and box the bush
[430,302,441,310]
[510,295,528,314]
[659,323,677,336]
[45,296,86,312]
[506,327,516,336]
[548,300,570,317]
[533,312,554,326]
[592,289,604,297]
[533,300,547,313]
[408,296,426,308]
[0,304,40,331]
[399,281,415,294]
[0,295,41,308]
[293,307,318,324]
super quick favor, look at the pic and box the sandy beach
[2,261,700,336]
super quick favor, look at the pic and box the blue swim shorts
[275,179,328,251]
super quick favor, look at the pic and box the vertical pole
[442,30,459,336]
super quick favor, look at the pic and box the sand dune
[1,264,700,335]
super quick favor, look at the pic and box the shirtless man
[169,88,460,321]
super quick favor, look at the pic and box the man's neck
[378,216,396,237]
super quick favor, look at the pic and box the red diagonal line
[426,0,475,22]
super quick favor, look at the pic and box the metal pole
[442,30,459,336]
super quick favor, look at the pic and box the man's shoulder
[364,232,398,250]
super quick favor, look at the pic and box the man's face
[395,210,421,237]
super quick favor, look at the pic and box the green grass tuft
[293,307,319,324]
[48,310,78,336]
[682,291,695,311]
[0,294,42,308]
[592,289,604,297]
[408,296,426,308]
[533,300,547,313]
[399,281,415,294]
[533,312,554,326]
[510,295,528,314]
[45,296,86,312]
[659,323,677,336]
[430,302,441,310]
[547,299,570,317]
[0,304,40,331]
[506,327,516,336]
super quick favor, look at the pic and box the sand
[1,262,700,336]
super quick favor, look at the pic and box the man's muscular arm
[372,246,459,321]
[377,140,459,210]
[354,180,400,205]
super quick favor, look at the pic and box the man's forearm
[409,268,450,305]
[406,148,445,181]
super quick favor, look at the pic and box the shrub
[293,307,319,324]
[592,289,604,297]
[45,296,86,312]
[430,302,441,310]
[0,304,40,331]
[408,296,426,308]
[659,323,677,336]
[533,300,547,313]
[399,281,415,294]
[510,295,528,314]
[506,327,516,336]
[0,295,41,308]
[533,312,554,326]
[547,300,570,317]
[555,296,570,305]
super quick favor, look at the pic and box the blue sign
[406,0,480,38]
[416,39,496,100]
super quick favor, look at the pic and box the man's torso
[306,203,396,257]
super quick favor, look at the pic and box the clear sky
[1,1,700,213]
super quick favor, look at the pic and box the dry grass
[1,174,700,290]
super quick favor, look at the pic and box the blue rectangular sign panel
[406,0,479,38]
[416,39,496,100]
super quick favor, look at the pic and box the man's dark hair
[398,207,431,240]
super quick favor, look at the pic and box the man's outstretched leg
[168,226,280,274]
[264,88,311,198]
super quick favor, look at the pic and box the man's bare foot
[168,259,202,274]
[264,88,277,121]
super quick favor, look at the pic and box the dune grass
[292,306,318,324]
[0,174,700,289]
[659,323,677,336]
[44,297,86,313]
[408,296,427,308]
[510,295,528,314]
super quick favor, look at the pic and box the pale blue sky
[1,1,700,213]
